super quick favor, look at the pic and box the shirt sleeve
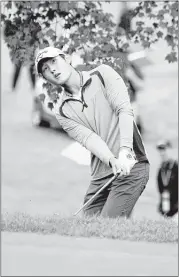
[99,64,134,149]
[55,111,115,165]
[55,112,94,147]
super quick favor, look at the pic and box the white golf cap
[35,47,65,74]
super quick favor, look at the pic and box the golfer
[35,47,150,218]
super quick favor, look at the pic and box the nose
[49,65,56,74]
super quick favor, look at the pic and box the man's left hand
[117,147,137,176]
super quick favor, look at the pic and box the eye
[42,66,48,73]
[51,58,56,64]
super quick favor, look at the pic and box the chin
[54,80,62,86]
[58,76,69,86]
[57,79,66,86]
[51,79,62,86]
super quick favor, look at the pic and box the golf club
[73,174,118,216]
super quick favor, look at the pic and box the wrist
[119,146,132,152]
[109,156,117,168]
[119,147,136,161]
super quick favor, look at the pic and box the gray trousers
[83,161,150,218]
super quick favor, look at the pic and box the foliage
[2,1,178,65]
[1,1,118,66]
[131,1,178,63]
[1,1,178,105]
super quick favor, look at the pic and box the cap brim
[37,55,59,74]
[157,146,166,150]
[35,47,65,74]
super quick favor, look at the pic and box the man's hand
[109,157,123,176]
[117,147,137,176]
[109,148,137,177]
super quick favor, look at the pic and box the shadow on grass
[1,212,178,244]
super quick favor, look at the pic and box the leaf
[122,43,130,50]
[48,102,54,110]
[165,52,177,63]
[138,34,145,41]
[157,14,164,20]
[31,2,40,9]
[23,27,30,36]
[146,8,152,13]
[46,29,55,38]
[142,41,150,48]
[46,9,55,21]
[136,21,145,26]
[171,8,178,18]
[158,10,165,16]
[171,2,178,11]
[38,93,46,103]
[153,22,158,28]
[1,14,7,21]
[44,21,50,28]
[5,1,12,9]
[136,26,143,32]
[138,12,145,18]
[11,37,19,47]
[148,13,156,19]
[167,26,174,35]
[150,1,158,8]
[57,87,63,94]
[159,21,168,28]
[144,27,154,34]
[37,31,44,39]
[165,34,174,47]
[103,43,115,53]
[157,31,163,38]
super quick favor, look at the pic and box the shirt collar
[80,70,91,86]
[63,70,92,100]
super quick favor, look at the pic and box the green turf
[2,212,178,243]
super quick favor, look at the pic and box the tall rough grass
[1,212,178,243]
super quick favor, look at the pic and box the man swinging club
[35,47,150,218]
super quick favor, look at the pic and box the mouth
[54,73,61,79]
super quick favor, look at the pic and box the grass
[2,212,178,244]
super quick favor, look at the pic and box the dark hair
[38,54,66,75]
[157,141,172,150]
[38,57,52,75]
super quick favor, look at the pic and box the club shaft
[74,175,117,216]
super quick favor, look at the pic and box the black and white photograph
[1,1,178,276]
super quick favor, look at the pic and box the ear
[65,54,72,65]
[38,73,46,81]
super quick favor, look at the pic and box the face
[41,55,72,86]
[159,149,168,161]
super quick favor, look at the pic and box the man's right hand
[109,154,136,177]
[109,157,122,176]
